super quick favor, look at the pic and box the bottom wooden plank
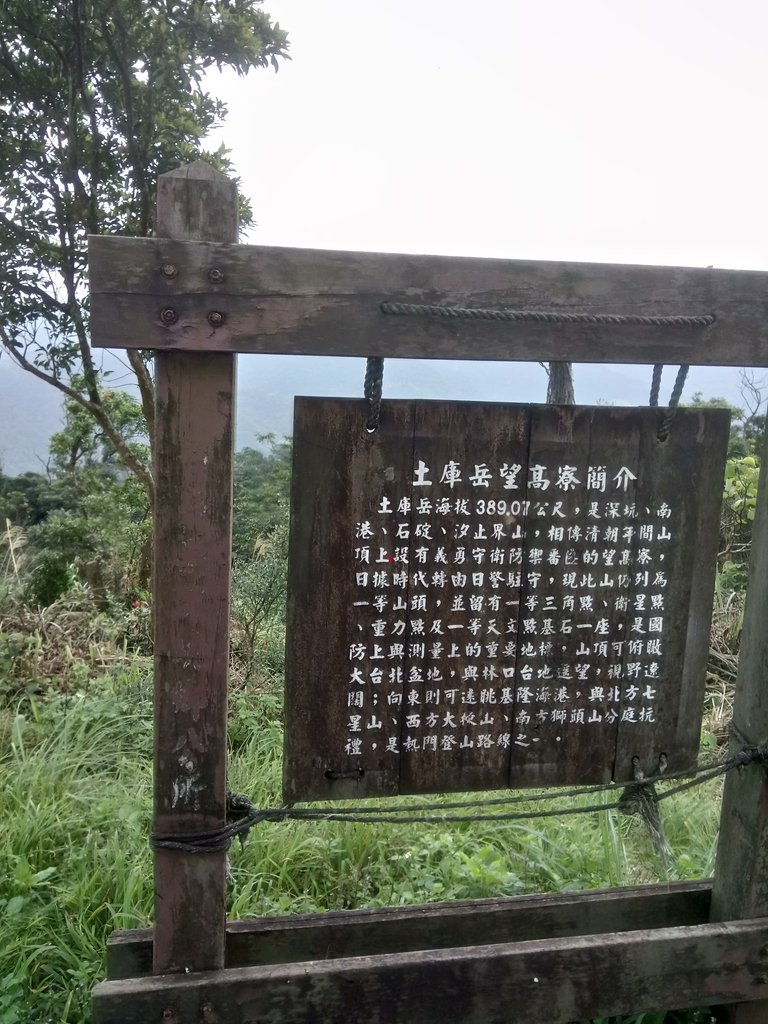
[93,918,768,1024]
[106,880,711,980]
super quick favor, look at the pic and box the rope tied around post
[149,744,768,855]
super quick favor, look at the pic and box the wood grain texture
[151,162,237,974]
[711,420,768,923]
[106,880,712,980]
[88,237,768,365]
[614,407,730,776]
[92,918,768,1024]
[283,399,729,800]
[710,424,768,1024]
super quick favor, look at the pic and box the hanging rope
[650,364,690,441]
[649,364,663,408]
[149,744,768,854]
[363,357,384,432]
[380,302,716,329]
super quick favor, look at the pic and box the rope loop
[651,364,690,441]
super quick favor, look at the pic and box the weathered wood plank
[283,398,416,802]
[106,881,712,981]
[283,400,728,799]
[396,401,531,794]
[711,423,768,1024]
[151,162,237,974]
[613,406,730,776]
[93,918,768,1024]
[88,236,768,365]
[508,404,640,785]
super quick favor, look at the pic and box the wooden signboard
[284,399,729,802]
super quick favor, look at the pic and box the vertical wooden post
[152,162,237,974]
[711,426,768,1021]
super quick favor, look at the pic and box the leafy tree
[0,471,76,527]
[233,435,291,559]
[687,377,767,584]
[686,393,753,458]
[1,392,153,605]
[0,0,289,508]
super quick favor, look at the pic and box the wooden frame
[88,235,768,365]
[89,162,768,1024]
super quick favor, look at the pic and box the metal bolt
[160,263,178,279]
[207,310,226,328]
[160,307,179,326]
[161,1011,175,1022]
[208,268,224,284]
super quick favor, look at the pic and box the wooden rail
[105,880,713,980]
[88,236,768,365]
[93,911,768,1024]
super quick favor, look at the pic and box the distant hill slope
[0,352,745,475]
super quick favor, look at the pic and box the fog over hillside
[0,352,751,476]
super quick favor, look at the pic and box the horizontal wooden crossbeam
[105,880,713,980]
[88,236,768,365]
[93,911,768,1024]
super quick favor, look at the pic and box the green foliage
[720,455,760,573]
[233,436,291,558]
[0,0,289,498]
[231,519,288,679]
[0,472,76,527]
[687,391,764,458]
[0,393,754,1023]
[0,668,153,1023]
[49,388,149,476]
[230,436,291,680]
[0,663,725,1023]
[2,393,152,607]
[0,0,288,340]
[685,387,765,590]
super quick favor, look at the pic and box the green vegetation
[1,399,755,1023]
[0,0,289,509]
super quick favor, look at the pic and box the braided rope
[380,302,716,329]
[149,744,768,854]
[649,364,663,407]
[363,356,384,432]
[656,364,690,441]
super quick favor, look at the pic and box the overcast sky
[202,0,768,408]
[214,0,768,270]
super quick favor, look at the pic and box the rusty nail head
[208,268,224,283]
[207,310,225,328]
[160,307,179,326]
[160,263,178,279]
[161,1010,175,1021]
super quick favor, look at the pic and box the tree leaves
[0,0,289,499]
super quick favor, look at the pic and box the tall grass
[1,668,153,1024]
[1,660,724,1024]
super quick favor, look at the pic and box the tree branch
[126,349,156,453]
[1,328,155,508]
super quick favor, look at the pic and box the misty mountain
[0,352,748,476]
